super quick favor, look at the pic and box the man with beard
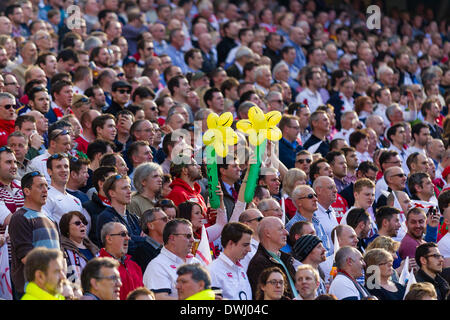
[369,206,401,244]
[66,156,90,204]
[96,174,145,258]
[28,86,50,115]
[21,247,66,300]
[42,153,90,227]
[0,46,8,72]
[415,242,450,300]
[167,154,207,214]
[408,172,438,207]
[90,46,111,69]
[207,222,253,300]
[399,207,440,262]
[10,171,61,299]
[98,222,144,300]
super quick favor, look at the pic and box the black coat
[83,192,106,247]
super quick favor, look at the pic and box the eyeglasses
[150,107,157,111]
[71,220,86,226]
[298,193,317,200]
[1,104,16,109]
[173,233,193,239]
[158,199,174,206]
[296,158,312,164]
[109,231,129,237]
[270,99,283,104]
[266,279,284,286]
[118,89,131,94]
[246,216,264,223]
[95,275,121,283]
[425,254,444,259]
[153,216,169,223]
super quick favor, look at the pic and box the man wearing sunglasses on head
[0,92,17,147]
[28,128,72,184]
[96,174,146,259]
[41,153,91,227]
[98,222,144,300]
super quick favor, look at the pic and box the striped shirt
[9,206,60,294]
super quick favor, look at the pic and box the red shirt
[98,249,144,300]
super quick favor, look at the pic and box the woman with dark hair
[59,211,99,284]
[255,267,290,300]
[177,186,227,258]
[156,198,178,220]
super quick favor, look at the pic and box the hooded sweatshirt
[167,178,207,213]
[0,119,15,146]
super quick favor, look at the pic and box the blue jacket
[278,137,303,169]
[96,206,145,257]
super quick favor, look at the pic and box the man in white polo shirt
[207,222,253,300]
[41,153,91,228]
[143,218,200,300]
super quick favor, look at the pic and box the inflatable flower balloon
[236,105,282,203]
[236,106,282,146]
[202,112,238,208]
[203,112,238,158]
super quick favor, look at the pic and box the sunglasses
[49,153,68,160]
[71,220,86,226]
[51,129,69,140]
[109,231,129,237]
[1,104,16,110]
[246,216,263,223]
[296,158,312,164]
[298,193,317,200]
[391,173,407,178]
[76,97,90,104]
[0,146,12,153]
[28,171,42,177]
[117,89,130,94]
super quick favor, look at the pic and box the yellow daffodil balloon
[202,112,238,157]
[236,106,282,145]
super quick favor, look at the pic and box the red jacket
[98,248,144,300]
[167,178,207,213]
[0,119,15,147]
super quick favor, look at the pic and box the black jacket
[415,268,450,300]
[217,37,237,65]
[82,192,106,247]
[247,244,296,299]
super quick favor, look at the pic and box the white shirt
[388,144,410,175]
[329,273,362,300]
[355,150,372,166]
[295,88,323,113]
[373,103,390,127]
[438,233,450,258]
[375,177,388,201]
[339,93,354,113]
[42,186,91,230]
[143,247,201,298]
[314,203,339,243]
[239,238,259,272]
[332,128,354,144]
[28,151,51,184]
[207,252,252,300]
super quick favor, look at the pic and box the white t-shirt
[207,253,252,300]
[438,233,450,258]
[143,247,201,298]
[329,273,362,300]
[42,186,91,231]
[28,151,51,184]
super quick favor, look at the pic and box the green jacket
[21,282,65,300]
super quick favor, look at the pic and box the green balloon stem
[205,146,220,209]
[244,140,266,203]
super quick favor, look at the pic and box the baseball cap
[112,80,132,92]
[123,56,138,66]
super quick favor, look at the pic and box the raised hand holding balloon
[236,105,282,203]
[202,112,238,208]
